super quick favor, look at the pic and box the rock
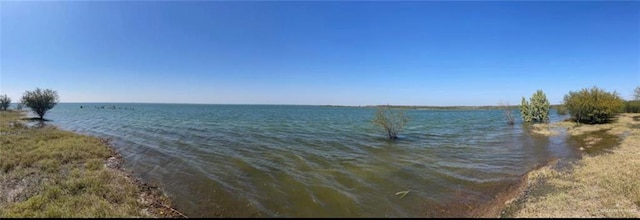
[105,156,121,169]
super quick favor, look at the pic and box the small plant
[520,90,550,123]
[372,105,409,140]
[499,101,514,125]
[555,105,568,115]
[21,88,59,120]
[520,97,532,123]
[0,94,10,111]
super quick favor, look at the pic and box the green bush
[625,100,640,113]
[563,86,624,124]
[555,105,568,115]
[520,90,550,123]
[21,88,59,120]
[520,97,532,123]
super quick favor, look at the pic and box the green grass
[0,111,176,217]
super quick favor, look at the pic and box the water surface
[44,104,576,217]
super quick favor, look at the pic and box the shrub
[520,90,550,123]
[21,88,59,120]
[555,105,568,115]
[499,101,515,125]
[0,94,10,111]
[625,100,640,113]
[371,105,409,140]
[563,86,624,124]
[520,97,532,123]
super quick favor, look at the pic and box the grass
[504,113,640,217]
[0,110,183,217]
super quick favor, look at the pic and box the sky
[1,1,638,106]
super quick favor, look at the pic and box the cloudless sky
[1,1,638,106]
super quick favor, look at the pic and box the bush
[499,101,515,125]
[371,105,409,140]
[520,97,532,123]
[520,90,550,123]
[563,86,624,124]
[625,100,640,113]
[555,105,568,115]
[21,88,59,120]
[0,94,10,111]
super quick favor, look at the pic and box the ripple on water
[46,104,577,217]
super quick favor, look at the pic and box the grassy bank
[502,113,640,217]
[0,111,184,217]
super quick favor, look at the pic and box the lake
[42,103,577,217]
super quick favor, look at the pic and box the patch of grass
[508,113,640,217]
[0,111,181,217]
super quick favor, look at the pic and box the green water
[43,103,577,217]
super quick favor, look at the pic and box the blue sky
[1,1,638,106]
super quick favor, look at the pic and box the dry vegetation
[503,113,640,217]
[0,111,184,218]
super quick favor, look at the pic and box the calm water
[42,103,577,217]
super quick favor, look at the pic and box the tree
[371,105,409,140]
[520,90,550,123]
[499,101,514,125]
[563,86,624,124]
[634,86,640,101]
[520,97,532,123]
[0,94,10,111]
[21,88,59,120]
[530,90,550,123]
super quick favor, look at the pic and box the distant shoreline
[50,102,565,110]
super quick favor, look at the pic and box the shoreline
[478,113,640,218]
[101,140,187,218]
[468,158,560,218]
[4,110,638,217]
[0,110,186,218]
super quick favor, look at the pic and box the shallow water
[43,104,576,217]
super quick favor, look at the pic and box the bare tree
[499,101,515,125]
[372,105,409,140]
[634,86,640,101]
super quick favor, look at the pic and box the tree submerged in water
[499,101,515,125]
[371,105,409,140]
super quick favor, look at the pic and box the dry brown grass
[0,111,184,217]
[530,123,564,136]
[507,113,640,217]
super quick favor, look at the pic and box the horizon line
[51,102,566,108]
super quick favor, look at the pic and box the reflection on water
[44,104,577,217]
